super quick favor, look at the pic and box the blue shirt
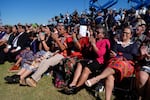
[112,41,138,60]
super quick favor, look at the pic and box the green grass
[0,62,114,100]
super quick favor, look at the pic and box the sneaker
[4,75,20,83]
[59,86,82,95]
[8,65,20,72]
[26,78,37,87]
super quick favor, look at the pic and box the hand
[110,50,117,57]
[140,46,147,56]
[4,48,9,53]
[72,33,76,38]
[89,36,96,45]
[10,49,16,53]
[39,32,45,41]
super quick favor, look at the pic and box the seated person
[19,50,59,85]
[4,50,54,85]
[136,39,150,100]
[62,25,110,94]
[4,25,57,85]
[24,23,73,87]
[4,25,30,62]
[0,26,12,64]
[8,31,39,72]
[85,26,138,100]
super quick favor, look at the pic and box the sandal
[69,83,76,88]
[85,77,99,87]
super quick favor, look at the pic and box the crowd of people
[0,7,150,100]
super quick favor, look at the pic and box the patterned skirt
[107,57,134,81]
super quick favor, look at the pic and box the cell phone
[79,25,87,37]
[41,32,45,35]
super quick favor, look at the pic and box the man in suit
[5,24,30,62]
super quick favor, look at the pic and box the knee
[107,75,114,80]
[138,74,149,86]
[82,67,91,75]
[106,75,115,83]
[77,63,82,67]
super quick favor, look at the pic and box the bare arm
[51,33,66,51]
[72,33,81,50]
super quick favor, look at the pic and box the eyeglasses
[123,32,130,34]
[95,30,104,34]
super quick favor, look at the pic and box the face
[12,26,17,33]
[6,27,12,34]
[57,24,65,35]
[95,28,105,39]
[18,26,24,33]
[44,26,50,34]
[41,26,46,32]
[122,28,132,41]
[141,24,146,31]
[136,26,143,35]
[53,27,58,34]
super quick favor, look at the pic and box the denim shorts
[23,63,37,72]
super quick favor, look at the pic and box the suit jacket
[15,32,30,50]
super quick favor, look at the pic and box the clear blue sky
[0,0,131,25]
